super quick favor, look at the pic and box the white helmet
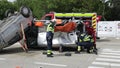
[50,19,56,26]
[51,19,56,22]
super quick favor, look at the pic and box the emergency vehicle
[26,12,99,52]
[0,6,33,52]
[41,12,97,30]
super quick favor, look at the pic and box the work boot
[75,51,81,54]
[75,46,81,54]
[47,54,53,57]
[87,49,93,53]
[47,50,53,57]
[87,50,91,53]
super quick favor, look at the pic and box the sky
[7,0,16,2]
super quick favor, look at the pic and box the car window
[45,16,52,20]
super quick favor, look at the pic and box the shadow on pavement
[96,39,111,42]
[0,46,77,55]
[0,47,25,55]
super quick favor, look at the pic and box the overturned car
[0,6,33,51]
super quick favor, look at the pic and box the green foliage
[0,0,119,20]
[13,0,106,20]
[14,0,46,19]
[0,0,16,19]
[110,0,120,20]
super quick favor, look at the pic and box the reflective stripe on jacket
[47,23,54,33]
[79,34,94,42]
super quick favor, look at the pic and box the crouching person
[75,32,94,53]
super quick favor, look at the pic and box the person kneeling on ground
[75,32,94,53]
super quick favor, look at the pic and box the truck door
[41,14,54,20]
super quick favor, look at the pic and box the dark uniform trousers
[77,42,93,51]
[46,31,54,50]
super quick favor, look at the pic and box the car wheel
[5,9,14,17]
[20,6,30,18]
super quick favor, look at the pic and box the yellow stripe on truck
[74,13,94,17]
[55,13,96,17]
[55,13,73,17]
[55,13,97,30]
[92,13,97,29]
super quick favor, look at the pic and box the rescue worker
[84,21,97,50]
[46,19,56,57]
[75,32,94,53]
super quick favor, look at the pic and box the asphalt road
[0,37,120,68]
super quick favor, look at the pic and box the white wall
[97,21,120,37]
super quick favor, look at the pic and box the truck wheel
[20,6,30,18]
[5,9,14,17]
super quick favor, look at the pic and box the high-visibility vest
[79,34,94,42]
[47,23,54,33]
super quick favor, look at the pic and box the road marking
[0,58,6,60]
[101,52,120,56]
[116,37,120,39]
[88,66,104,68]
[88,48,120,68]
[34,62,67,67]
[93,61,109,66]
[96,58,120,62]
[103,50,120,53]
[92,61,120,66]
[102,49,113,51]
[99,55,120,59]
[102,49,120,53]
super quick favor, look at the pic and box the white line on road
[101,52,120,56]
[96,58,120,62]
[34,62,67,67]
[104,51,120,53]
[0,58,6,60]
[92,61,109,66]
[99,55,120,59]
[88,66,104,68]
[92,61,120,67]
[102,49,120,53]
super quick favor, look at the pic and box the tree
[14,0,46,19]
[110,0,120,20]
[14,0,106,19]
[0,0,113,20]
[0,0,16,20]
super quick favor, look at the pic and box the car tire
[20,6,30,18]
[5,9,14,17]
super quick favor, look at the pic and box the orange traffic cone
[16,66,21,68]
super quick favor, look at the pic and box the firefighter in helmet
[75,32,94,53]
[46,19,56,57]
[84,21,97,50]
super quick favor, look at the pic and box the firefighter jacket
[86,27,96,43]
[79,33,94,43]
[47,23,55,33]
